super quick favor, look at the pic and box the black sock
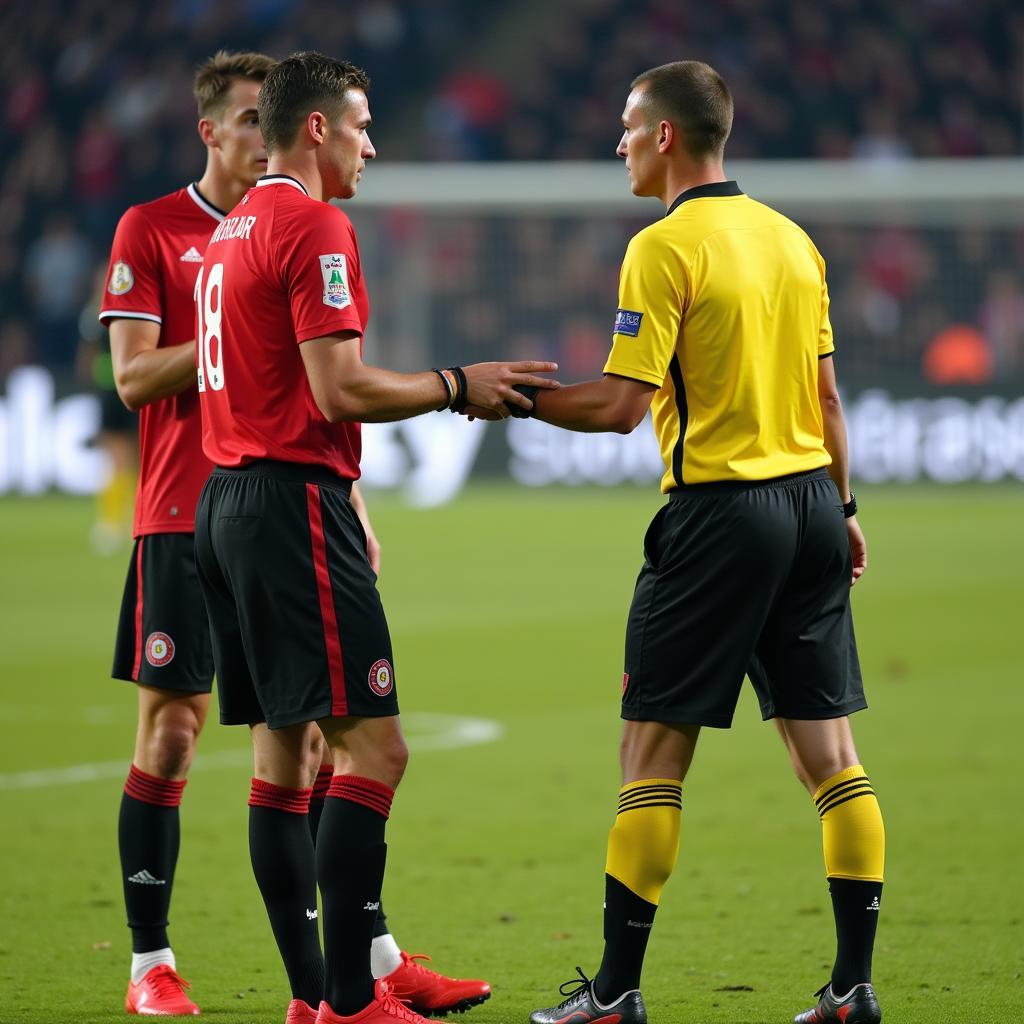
[318,776,394,1015]
[373,903,390,939]
[249,780,324,1007]
[829,878,883,993]
[594,875,657,1004]
[119,765,185,954]
[308,765,333,843]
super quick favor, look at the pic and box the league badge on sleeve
[319,254,351,309]
[108,261,135,296]
[613,308,643,337]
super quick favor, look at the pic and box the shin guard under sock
[249,779,324,1006]
[815,765,885,993]
[119,765,185,954]
[317,776,393,1015]
[595,779,682,1003]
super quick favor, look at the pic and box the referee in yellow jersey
[521,63,885,1024]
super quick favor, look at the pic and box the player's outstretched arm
[523,374,657,434]
[301,332,558,423]
[109,319,199,411]
[818,354,866,585]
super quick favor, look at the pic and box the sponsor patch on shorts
[613,308,643,336]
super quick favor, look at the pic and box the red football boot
[384,952,491,1016]
[315,979,430,1023]
[286,998,320,1024]
[125,964,200,1016]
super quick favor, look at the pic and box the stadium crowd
[427,0,1021,162]
[0,0,1021,382]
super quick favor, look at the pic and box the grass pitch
[0,484,1021,1023]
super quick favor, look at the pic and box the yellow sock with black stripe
[814,765,885,993]
[595,779,682,1003]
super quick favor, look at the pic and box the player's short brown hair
[257,51,370,154]
[193,50,276,120]
[631,61,733,160]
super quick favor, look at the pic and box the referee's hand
[462,361,559,417]
[846,516,867,586]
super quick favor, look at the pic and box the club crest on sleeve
[145,632,175,668]
[108,261,135,295]
[368,659,393,696]
[613,308,643,337]
[319,253,351,309]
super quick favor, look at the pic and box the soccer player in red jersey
[104,51,493,1019]
[102,51,276,1016]
[194,51,558,1024]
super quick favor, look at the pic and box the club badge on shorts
[368,659,393,696]
[319,253,351,309]
[108,261,134,295]
[145,631,175,668]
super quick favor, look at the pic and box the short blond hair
[193,50,276,120]
[632,61,734,160]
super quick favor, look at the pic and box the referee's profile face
[617,87,661,198]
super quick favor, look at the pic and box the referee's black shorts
[621,468,865,728]
[195,460,399,730]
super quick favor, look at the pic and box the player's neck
[265,157,323,202]
[194,167,251,217]
[659,162,727,209]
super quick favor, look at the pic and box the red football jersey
[100,183,226,536]
[197,176,367,479]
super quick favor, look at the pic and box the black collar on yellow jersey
[666,180,743,217]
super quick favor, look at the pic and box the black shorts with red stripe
[112,533,215,693]
[195,460,398,729]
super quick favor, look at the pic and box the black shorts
[195,460,398,730]
[112,533,215,693]
[622,468,865,728]
[99,387,137,435]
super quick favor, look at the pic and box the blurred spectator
[979,272,1024,374]
[77,264,138,553]
[922,325,993,385]
[0,320,33,377]
[24,214,93,370]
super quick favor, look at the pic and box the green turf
[0,485,1021,1023]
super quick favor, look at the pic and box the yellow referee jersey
[603,181,834,490]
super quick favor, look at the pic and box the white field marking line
[0,712,504,791]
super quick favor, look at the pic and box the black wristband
[843,492,858,518]
[505,384,540,418]
[431,368,454,411]
[447,366,469,413]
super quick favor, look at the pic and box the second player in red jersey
[102,183,226,535]
[102,51,276,1018]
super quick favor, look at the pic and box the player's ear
[197,117,219,149]
[307,111,328,145]
[657,119,674,154]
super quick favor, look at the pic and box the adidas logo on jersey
[180,247,203,263]
[127,869,167,885]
